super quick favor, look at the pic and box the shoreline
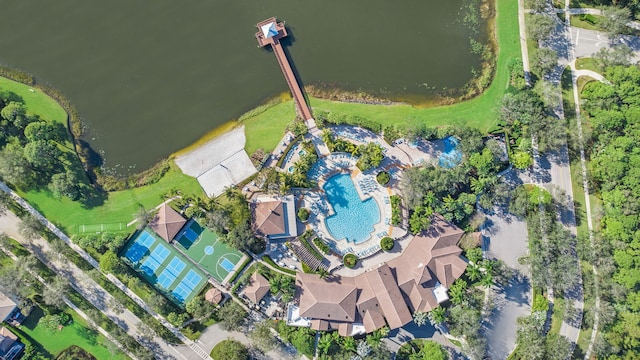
[0,0,508,183]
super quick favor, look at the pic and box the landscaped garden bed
[343,253,358,268]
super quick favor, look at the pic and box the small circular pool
[323,173,380,244]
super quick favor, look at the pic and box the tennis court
[121,228,207,305]
[174,220,244,283]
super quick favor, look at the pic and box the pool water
[324,174,380,244]
[438,136,462,168]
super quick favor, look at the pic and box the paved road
[481,185,532,360]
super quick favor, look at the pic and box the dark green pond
[0,0,482,172]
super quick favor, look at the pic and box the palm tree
[481,273,494,289]
[318,267,329,279]
[340,336,357,352]
[429,306,446,325]
[466,265,482,282]
[318,333,335,355]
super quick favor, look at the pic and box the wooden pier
[256,18,313,122]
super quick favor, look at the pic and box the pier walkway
[256,17,330,157]
[256,18,313,122]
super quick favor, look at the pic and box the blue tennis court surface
[221,258,235,272]
[167,258,186,276]
[151,244,170,263]
[181,270,202,290]
[141,257,161,276]
[121,227,208,306]
[183,228,198,242]
[172,283,191,302]
[157,268,177,289]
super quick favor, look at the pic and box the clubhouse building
[288,216,467,335]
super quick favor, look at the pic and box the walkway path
[569,60,601,360]
[518,0,532,84]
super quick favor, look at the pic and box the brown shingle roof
[296,273,357,322]
[0,292,16,323]
[205,288,224,305]
[355,264,412,329]
[362,310,387,333]
[242,273,271,304]
[149,204,187,242]
[253,200,287,237]
[294,215,468,333]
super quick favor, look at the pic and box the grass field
[174,220,244,283]
[242,0,520,153]
[19,162,204,235]
[575,57,599,73]
[14,307,127,360]
[0,77,67,125]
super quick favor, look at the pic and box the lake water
[0,0,481,172]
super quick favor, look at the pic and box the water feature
[438,136,462,168]
[324,174,380,244]
[0,1,483,172]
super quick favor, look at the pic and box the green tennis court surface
[121,228,207,305]
[174,220,243,283]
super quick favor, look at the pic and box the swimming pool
[438,136,462,168]
[324,174,380,244]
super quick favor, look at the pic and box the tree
[512,151,533,169]
[24,140,61,171]
[356,143,384,171]
[216,301,246,331]
[24,121,65,143]
[601,6,631,37]
[380,236,394,251]
[0,101,26,123]
[48,171,80,200]
[0,144,36,188]
[136,321,155,342]
[249,320,278,353]
[39,313,66,333]
[413,311,429,326]
[528,14,556,42]
[42,276,70,309]
[186,296,215,319]
[417,341,447,360]
[531,48,558,76]
[211,338,249,360]
[134,206,152,229]
[108,297,125,315]
[448,279,467,305]
[317,332,337,355]
[18,213,44,241]
[429,306,446,325]
[593,44,633,70]
[99,250,124,274]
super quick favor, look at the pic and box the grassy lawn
[243,100,296,154]
[570,14,605,31]
[242,0,520,153]
[20,161,204,235]
[14,307,127,360]
[575,58,599,73]
[550,296,566,336]
[0,77,67,125]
